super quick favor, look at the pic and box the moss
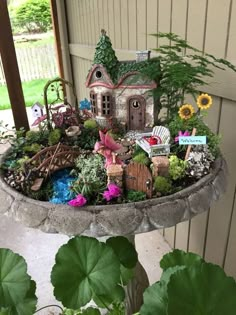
[84,119,98,129]
[133,152,150,166]
[48,128,61,146]
[154,176,172,195]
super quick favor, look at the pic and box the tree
[15,0,52,33]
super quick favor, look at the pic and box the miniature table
[0,153,227,314]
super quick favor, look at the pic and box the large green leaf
[167,262,236,315]
[51,236,121,309]
[106,236,138,269]
[140,281,168,315]
[94,285,125,308]
[160,249,203,270]
[120,265,134,285]
[0,249,31,308]
[12,280,37,315]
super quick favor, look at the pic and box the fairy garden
[1,32,235,208]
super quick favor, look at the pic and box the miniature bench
[135,126,171,158]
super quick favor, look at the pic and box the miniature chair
[135,126,171,158]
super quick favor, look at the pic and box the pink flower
[103,183,122,202]
[103,190,113,201]
[107,183,122,198]
[68,194,87,207]
[175,130,190,143]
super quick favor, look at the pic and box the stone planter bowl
[0,154,227,237]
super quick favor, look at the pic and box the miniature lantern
[31,102,44,118]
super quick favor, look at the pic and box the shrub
[154,176,172,195]
[14,0,52,33]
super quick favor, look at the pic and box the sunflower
[197,93,212,110]
[178,104,195,120]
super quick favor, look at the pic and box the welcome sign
[179,136,207,145]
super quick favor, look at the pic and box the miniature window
[132,100,141,109]
[102,94,112,116]
[95,70,102,79]
[90,92,97,114]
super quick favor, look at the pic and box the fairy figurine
[94,131,123,168]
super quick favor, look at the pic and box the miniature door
[128,97,145,130]
[124,162,153,198]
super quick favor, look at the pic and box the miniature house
[86,30,158,131]
[31,102,44,118]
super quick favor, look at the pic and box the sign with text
[179,136,207,145]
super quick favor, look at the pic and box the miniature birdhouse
[31,102,44,118]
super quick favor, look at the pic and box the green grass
[0,79,54,110]
[14,34,54,48]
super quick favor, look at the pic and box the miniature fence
[0,44,57,85]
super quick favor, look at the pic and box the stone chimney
[136,50,151,62]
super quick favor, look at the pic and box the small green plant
[76,128,99,150]
[141,32,236,124]
[126,190,147,202]
[154,176,172,195]
[168,155,187,181]
[70,154,106,201]
[133,152,150,166]
[169,115,220,157]
[23,143,41,154]
[48,128,62,146]
[84,119,98,129]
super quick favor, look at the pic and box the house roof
[89,30,161,85]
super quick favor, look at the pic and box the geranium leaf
[120,265,134,285]
[0,249,31,308]
[51,236,121,309]
[12,280,37,315]
[106,236,138,268]
[160,266,186,284]
[167,263,236,315]
[160,249,203,270]
[140,281,168,315]
[93,285,125,308]
[80,308,101,315]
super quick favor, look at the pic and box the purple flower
[175,130,190,143]
[107,183,122,198]
[68,194,87,207]
[103,183,122,202]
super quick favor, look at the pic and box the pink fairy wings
[98,131,122,152]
